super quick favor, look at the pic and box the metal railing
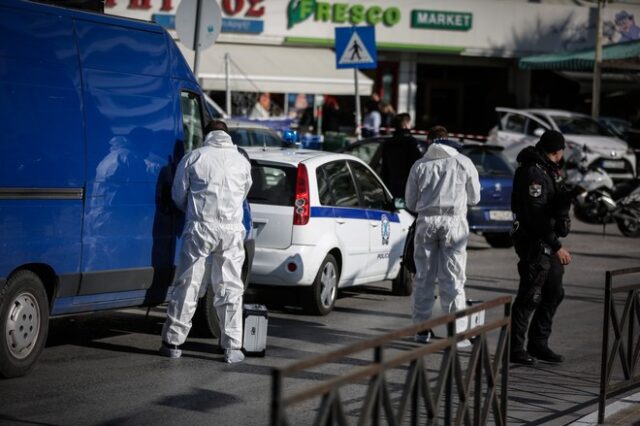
[271,296,511,425]
[598,267,640,424]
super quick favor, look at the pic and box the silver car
[489,107,636,181]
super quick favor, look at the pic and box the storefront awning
[178,43,374,95]
[519,39,640,71]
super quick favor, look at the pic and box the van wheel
[306,254,339,316]
[0,270,49,378]
[392,264,413,296]
[193,286,221,338]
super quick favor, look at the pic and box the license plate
[601,160,626,170]
[489,210,513,221]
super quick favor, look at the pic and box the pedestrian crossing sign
[335,26,377,69]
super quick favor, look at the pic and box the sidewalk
[569,392,640,426]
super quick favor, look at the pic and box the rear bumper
[467,207,513,234]
[589,155,636,181]
[249,244,325,287]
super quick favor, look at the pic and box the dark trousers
[511,238,565,352]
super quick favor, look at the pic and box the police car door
[348,160,403,281]
[318,160,371,283]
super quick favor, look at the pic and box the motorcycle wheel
[616,207,640,237]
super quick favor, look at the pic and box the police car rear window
[248,162,296,206]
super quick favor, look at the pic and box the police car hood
[563,135,628,154]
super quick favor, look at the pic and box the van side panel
[76,20,178,296]
[0,6,83,285]
[167,32,197,82]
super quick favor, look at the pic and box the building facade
[106,0,640,133]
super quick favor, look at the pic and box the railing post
[628,290,635,378]
[503,299,511,424]
[474,334,482,425]
[271,369,283,426]
[599,271,613,424]
[373,345,382,426]
[445,319,455,425]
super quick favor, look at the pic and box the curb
[568,391,640,425]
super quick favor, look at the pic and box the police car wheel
[0,270,49,378]
[306,254,339,316]
[193,287,221,338]
[392,265,413,296]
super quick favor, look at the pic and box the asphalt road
[1,216,639,426]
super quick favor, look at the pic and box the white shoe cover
[225,349,245,364]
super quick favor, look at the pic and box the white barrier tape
[379,127,488,141]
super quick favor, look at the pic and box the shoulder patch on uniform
[529,183,542,198]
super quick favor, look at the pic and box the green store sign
[411,10,473,31]
[288,0,401,29]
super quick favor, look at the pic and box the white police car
[245,148,415,315]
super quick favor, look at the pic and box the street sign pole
[591,0,604,119]
[335,26,376,141]
[225,53,231,116]
[192,0,203,85]
[354,69,361,140]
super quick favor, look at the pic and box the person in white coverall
[405,126,481,344]
[160,120,252,364]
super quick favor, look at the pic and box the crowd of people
[244,90,400,139]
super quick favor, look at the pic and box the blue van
[0,0,253,377]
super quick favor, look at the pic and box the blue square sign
[335,26,377,69]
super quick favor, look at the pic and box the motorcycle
[564,152,640,237]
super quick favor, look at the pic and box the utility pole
[591,0,604,119]
[225,53,231,117]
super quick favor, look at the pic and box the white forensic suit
[162,130,252,350]
[405,142,481,332]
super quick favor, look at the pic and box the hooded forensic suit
[162,130,252,350]
[405,143,481,332]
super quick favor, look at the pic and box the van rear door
[248,160,296,249]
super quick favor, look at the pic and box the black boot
[528,345,564,363]
[510,350,536,365]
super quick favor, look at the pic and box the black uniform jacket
[511,146,573,253]
[380,129,422,198]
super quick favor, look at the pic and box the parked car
[599,116,633,140]
[0,0,252,377]
[342,137,514,248]
[490,108,636,181]
[227,120,284,147]
[245,148,415,315]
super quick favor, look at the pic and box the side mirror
[533,128,545,137]
[393,197,406,211]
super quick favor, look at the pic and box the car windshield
[462,147,513,176]
[247,162,296,206]
[229,127,282,147]
[549,115,614,136]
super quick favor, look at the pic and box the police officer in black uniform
[379,113,422,198]
[510,130,579,365]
